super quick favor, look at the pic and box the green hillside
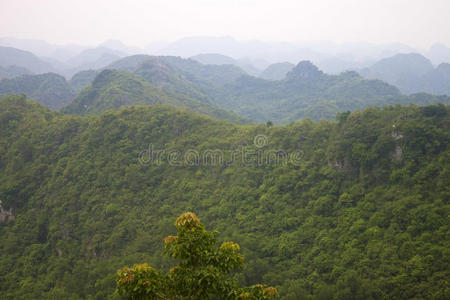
[0,73,75,109]
[107,55,245,105]
[107,55,246,95]
[61,69,245,123]
[131,58,212,103]
[1,95,448,299]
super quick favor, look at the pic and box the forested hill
[61,69,245,123]
[106,54,247,100]
[0,95,448,299]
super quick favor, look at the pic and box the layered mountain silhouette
[69,70,100,92]
[0,65,32,80]
[0,46,55,74]
[64,56,450,123]
[259,62,295,80]
[1,49,447,124]
[359,53,450,95]
[0,73,75,109]
[191,53,261,76]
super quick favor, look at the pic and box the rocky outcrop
[286,61,324,80]
[390,126,404,160]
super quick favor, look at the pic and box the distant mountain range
[65,47,126,73]
[426,43,450,65]
[0,65,32,80]
[0,46,55,74]
[191,53,261,76]
[152,37,422,65]
[2,36,450,77]
[69,70,99,92]
[0,37,85,61]
[0,40,449,123]
[0,41,129,78]
[359,53,450,95]
[205,61,448,123]
[259,62,295,80]
[68,56,448,123]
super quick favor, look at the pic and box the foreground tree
[116,212,278,299]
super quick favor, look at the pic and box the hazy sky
[1,0,449,48]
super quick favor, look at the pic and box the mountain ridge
[61,69,245,123]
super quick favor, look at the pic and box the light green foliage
[117,263,167,299]
[117,212,277,299]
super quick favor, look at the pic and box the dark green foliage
[0,95,449,299]
[0,73,76,109]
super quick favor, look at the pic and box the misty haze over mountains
[1,43,449,125]
[1,35,450,124]
[1,36,450,100]
[2,36,450,70]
